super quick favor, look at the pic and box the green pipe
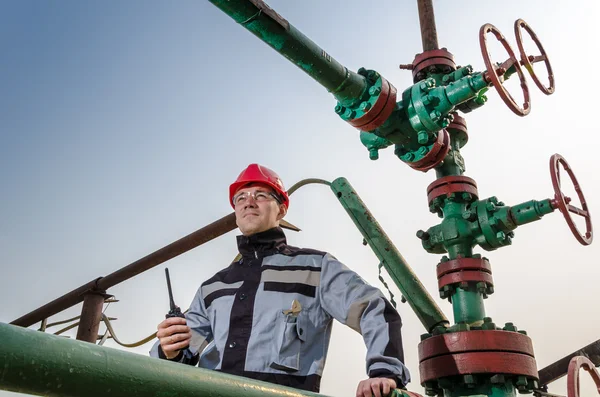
[209,0,367,105]
[0,322,422,397]
[452,289,486,325]
[510,199,554,226]
[330,177,448,332]
[0,322,325,397]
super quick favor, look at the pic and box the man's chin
[239,223,274,236]
[239,223,259,236]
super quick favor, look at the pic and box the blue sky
[1,1,600,396]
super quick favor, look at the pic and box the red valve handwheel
[550,154,593,245]
[479,23,531,116]
[514,19,555,95]
[566,356,600,397]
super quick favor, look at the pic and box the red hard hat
[229,163,289,208]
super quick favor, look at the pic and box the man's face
[233,183,287,236]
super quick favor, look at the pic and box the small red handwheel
[550,154,593,245]
[479,23,531,116]
[514,19,555,95]
[566,356,600,397]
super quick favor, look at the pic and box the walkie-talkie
[165,268,185,319]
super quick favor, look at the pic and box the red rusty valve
[550,154,593,245]
[567,356,600,397]
[514,19,555,95]
[479,23,531,116]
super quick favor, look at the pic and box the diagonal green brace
[330,177,448,332]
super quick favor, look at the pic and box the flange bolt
[369,86,381,96]
[416,230,430,240]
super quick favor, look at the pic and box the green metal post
[208,0,366,106]
[330,177,448,332]
[0,322,326,397]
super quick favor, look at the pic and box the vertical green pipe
[208,0,366,105]
[434,139,465,178]
[330,177,448,332]
[452,289,486,325]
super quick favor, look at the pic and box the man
[151,163,410,396]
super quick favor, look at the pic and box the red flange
[447,112,467,132]
[438,271,493,290]
[419,330,535,362]
[549,154,593,245]
[479,23,530,116]
[567,356,600,397]
[420,351,538,383]
[427,176,479,205]
[437,258,493,291]
[446,112,468,148]
[358,84,398,131]
[419,330,538,384]
[411,49,456,82]
[348,77,398,132]
[437,257,491,278]
[407,129,451,172]
[515,19,555,95]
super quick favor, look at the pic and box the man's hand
[156,317,192,359]
[356,377,397,397]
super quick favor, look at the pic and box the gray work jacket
[150,227,410,392]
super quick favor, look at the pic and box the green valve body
[420,197,555,254]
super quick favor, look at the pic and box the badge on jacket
[283,299,302,317]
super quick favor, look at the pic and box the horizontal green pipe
[0,323,421,397]
[330,177,448,332]
[209,0,366,105]
[0,322,325,397]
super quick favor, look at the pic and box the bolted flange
[446,112,468,149]
[418,330,538,386]
[436,257,493,294]
[409,48,457,83]
[339,72,398,132]
[427,175,479,209]
[401,129,452,172]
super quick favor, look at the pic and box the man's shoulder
[278,244,328,259]
[200,262,237,288]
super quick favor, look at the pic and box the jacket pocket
[270,313,306,372]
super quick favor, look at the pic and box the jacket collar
[237,226,287,258]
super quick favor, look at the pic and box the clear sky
[1,1,599,396]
